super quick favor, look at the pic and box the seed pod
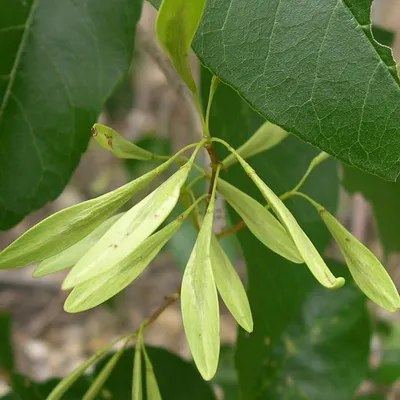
[133,331,143,400]
[64,219,182,312]
[319,208,400,312]
[33,213,124,278]
[217,178,303,263]
[63,163,192,289]
[142,345,162,400]
[92,123,154,160]
[210,236,253,332]
[47,345,112,400]
[222,121,288,168]
[231,150,344,289]
[0,160,171,270]
[156,0,207,92]
[181,170,220,381]
[82,341,128,400]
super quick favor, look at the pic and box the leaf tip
[331,276,345,290]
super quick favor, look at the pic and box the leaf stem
[205,76,220,133]
[290,152,330,193]
[193,91,210,137]
[290,191,324,211]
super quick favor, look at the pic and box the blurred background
[1,0,400,398]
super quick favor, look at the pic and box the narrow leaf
[319,208,400,312]
[210,236,253,332]
[33,213,124,278]
[47,346,110,400]
[231,150,344,289]
[181,172,220,380]
[222,121,288,168]
[82,342,128,400]
[133,334,143,400]
[156,0,207,92]
[142,344,162,400]
[0,157,176,270]
[92,123,154,160]
[63,164,192,289]
[64,219,182,313]
[217,178,303,263]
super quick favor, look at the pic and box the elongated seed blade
[320,208,400,312]
[156,0,207,92]
[181,187,220,380]
[0,163,168,270]
[222,121,288,168]
[64,220,182,313]
[133,335,143,400]
[92,123,154,160]
[232,153,344,289]
[210,236,253,332]
[63,165,191,289]
[47,346,111,400]
[217,178,303,263]
[82,344,127,400]
[33,213,124,278]
[142,345,162,400]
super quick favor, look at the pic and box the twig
[136,26,202,138]
[144,287,181,328]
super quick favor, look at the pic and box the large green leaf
[201,69,370,399]
[340,28,400,256]
[94,346,216,400]
[151,0,400,181]
[0,313,14,373]
[0,0,143,229]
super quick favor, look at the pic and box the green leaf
[181,170,220,380]
[0,160,171,270]
[217,178,303,264]
[33,213,124,277]
[201,69,369,399]
[62,164,191,289]
[318,207,400,312]
[94,346,216,400]
[210,236,253,333]
[0,0,143,229]
[64,217,182,313]
[222,121,288,168]
[151,0,400,181]
[92,124,154,160]
[342,165,400,256]
[142,345,162,400]
[0,313,14,373]
[371,26,395,48]
[156,0,206,92]
[241,261,370,400]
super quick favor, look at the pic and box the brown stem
[144,287,181,328]
[216,220,246,239]
[216,190,296,239]
[205,142,220,198]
